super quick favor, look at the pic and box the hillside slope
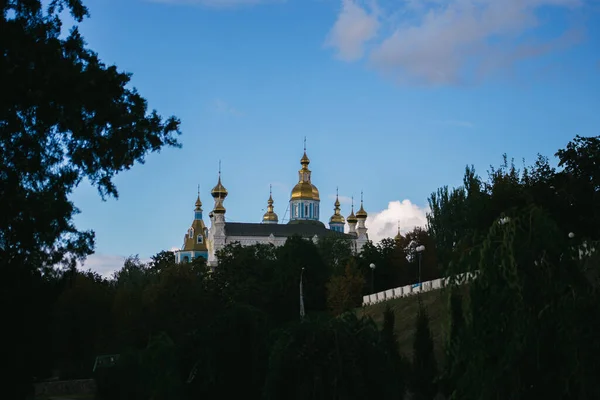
[356,288,452,363]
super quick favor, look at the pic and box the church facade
[174,149,370,266]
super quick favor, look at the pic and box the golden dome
[394,221,402,241]
[291,182,320,201]
[356,204,367,219]
[213,198,226,214]
[262,187,279,223]
[347,209,357,224]
[329,191,345,224]
[194,185,203,210]
[211,176,228,200]
[300,151,310,166]
[290,149,320,201]
[356,192,367,219]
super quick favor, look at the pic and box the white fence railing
[362,271,478,306]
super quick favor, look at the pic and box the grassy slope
[356,288,452,363]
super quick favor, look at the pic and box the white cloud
[363,199,429,244]
[326,0,584,85]
[147,0,283,7]
[324,0,380,61]
[212,99,244,116]
[78,254,152,278]
[78,254,127,278]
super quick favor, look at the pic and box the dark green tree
[263,313,407,400]
[451,206,600,400]
[2,3,179,394]
[410,301,438,400]
[51,270,114,379]
[1,0,181,271]
[187,304,272,400]
[439,288,466,398]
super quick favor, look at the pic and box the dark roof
[224,221,355,239]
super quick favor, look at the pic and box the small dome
[262,191,279,223]
[300,151,310,165]
[329,195,345,224]
[195,196,202,210]
[263,211,278,222]
[211,176,228,200]
[347,209,358,224]
[213,199,226,214]
[356,204,367,219]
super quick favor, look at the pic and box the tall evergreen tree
[411,300,438,400]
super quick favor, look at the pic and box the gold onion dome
[394,221,402,241]
[347,205,358,224]
[356,204,367,219]
[213,199,226,214]
[211,176,228,200]
[290,151,320,201]
[262,187,279,223]
[329,192,345,224]
[356,192,367,219]
[195,196,202,211]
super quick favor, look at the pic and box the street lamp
[369,263,376,293]
[416,245,425,288]
[299,267,305,320]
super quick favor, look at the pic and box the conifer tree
[440,289,465,398]
[411,300,438,400]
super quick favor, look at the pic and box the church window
[189,228,194,238]
[183,256,189,263]
[197,235,203,244]
[294,204,299,217]
[305,205,308,217]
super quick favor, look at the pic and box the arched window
[197,235,203,244]
[189,228,194,239]
[183,256,190,263]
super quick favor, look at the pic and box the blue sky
[69,0,600,275]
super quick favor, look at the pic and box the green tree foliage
[439,289,465,398]
[213,242,278,310]
[96,333,182,400]
[326,258,366,315]
[188,304,272,400]
[410,301,438,400]
[428,136,600,276]
[52,270,113,379]
[276,235,330,314]
[263,313,407,400]
[1,0,181,271]
[450,206,600,400]
[316,236,353,275]
[111,256,153,350]
[2,3,179,393]
[404,227,439,283]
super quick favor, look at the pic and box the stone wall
[34,379,96,397]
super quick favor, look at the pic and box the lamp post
[416,245,425,288]
[369,263,376,293]
[299,267,305,320]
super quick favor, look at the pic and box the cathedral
[174,147,370,267]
